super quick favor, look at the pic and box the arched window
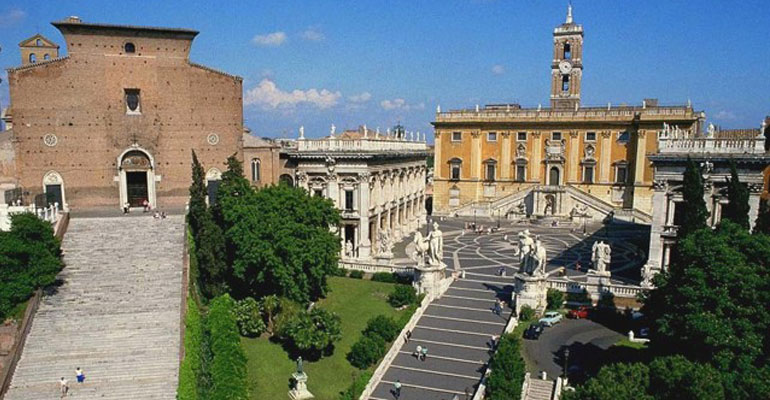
[251,158,261,182]
[43,53,51,60]
[36,39,42,46]
[124,42,136,53]
[564,43,571,59]
[562,75,570,92]
[279,174,294,186]
[449,158,462,180]
[29,53,37,63]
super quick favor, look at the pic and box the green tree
[754,199,770,235]
[206,294,248,400]
[195,215,228,299]
[563,363,652,400]
[648,356,724,400]
[485,334,526,400]
[188,150,208,238]
[722,161,750,229]
[282,307,342,359]
[260,295,280,334]
[362,315,400,342]
[0,214,63,318]
[642,221,770,399]
[346,334,386,369]
[677,158,709,240]
[217,173,341,302]
[233,297,266,337]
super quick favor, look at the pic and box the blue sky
[0,0,767,141]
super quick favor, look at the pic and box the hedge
[178,295,204,400]
[349,270,364,279]
[207,294,249,400]
[371,272,397,283]
[339,371,373,400]
[347,334,386,369]
[388,285,417,308]
[363,315,400,342]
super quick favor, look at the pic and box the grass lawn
[242,276,409,400]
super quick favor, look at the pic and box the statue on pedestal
[344,241,353,258]
[570,203,589,219]
[411,231,429,266]
[640,263,655,288]
[427,222,444,266]
[377,229,393,257]
[591,241,611,275]
[289,357,314,399]
[532,238,548,276]
[514,229,536,274]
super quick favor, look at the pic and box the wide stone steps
[5,215,184,400]
[525,378,555,400]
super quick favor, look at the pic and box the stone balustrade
[436,105,691,122]
[546,278,644,299]
[657,136,765,154]
[297,137,427,153]
[0,203,61,231]
[338,259,414,275]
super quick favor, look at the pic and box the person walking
[414,345,422,359]
[59,377,69,398]
[393,379,402,399]
[405,330,412,343]
[465,387,472,400]
[75,367,85,383]
[123,201,130,214]
[493,300,502,316]
[420,346,428,361]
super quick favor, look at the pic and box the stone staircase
[4,215,185,400]
[524,377,556,400]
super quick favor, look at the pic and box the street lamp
[496,209,501,229]
[474,209,477,228]
[563,348,570,381]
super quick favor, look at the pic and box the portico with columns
[290,128,429,261]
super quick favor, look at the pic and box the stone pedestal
[289,372,314,400]
[514,273,548,312]
[414,262,447,299]
[586,270,611,303]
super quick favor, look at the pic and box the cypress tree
[677,158,709,240]
[754,199,770,235]
[722,161,750,229]
[188,150,207,237]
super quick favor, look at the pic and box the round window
[43,134,58,147]
[124,42,136,53]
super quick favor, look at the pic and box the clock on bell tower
[550,4,583,110]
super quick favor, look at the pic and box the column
[358,175,371,259]
[748,184,762,231]
[633,130,647,185]
[470,131,481,178]
[646,180,667,274]
[568,130,579,183]
[434,131,442,179]
[327,174,339,208]
[531,132,542,182]
[599,131,611,183]
[501,132,512,179]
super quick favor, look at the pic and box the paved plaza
[369,217,647,399]
[5,215,185,400]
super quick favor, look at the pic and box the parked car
[539,311,563,327]
[567,306,590,319]
[524,323,545,340]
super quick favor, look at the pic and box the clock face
[559,60,572,74]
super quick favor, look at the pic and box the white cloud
[491,64,505,75]
[244,79,341,110]
[0,8,25,27]
[380,98,425,111]
[251,31,287,47]
[714,110,737,120]
[300,26,325,42]
[348,92,372,103]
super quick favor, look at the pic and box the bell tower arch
[550,4,583,110]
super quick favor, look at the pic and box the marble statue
[345,240,353,258]
[378,229,392,255]
[532,238,547,276]
[707,123,716,138]
[591,241,611,274]
[330,124,336,136]
[296,357,304,374]
[515,229,536,274]
[299,125,305,139]
[411,231,429,265]
[570,203,588,218]
[544,195,555,215]
[640,263,654,287]
[427,222,444,266]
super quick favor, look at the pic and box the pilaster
[568,130,579,182]
[501,132,512,179]
[599,131,611,183]
[531,132,542,181]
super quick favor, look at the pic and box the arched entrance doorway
[42,170,66,208]
[118,147,156,209]
[549,166,561,186]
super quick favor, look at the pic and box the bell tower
[550,4,583,110]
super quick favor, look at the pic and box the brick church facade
[3,17,244,209]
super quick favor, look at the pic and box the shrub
[283,307,342,358]
[274,298,303,339]
[339,371,373,400]
[396,304,418,329]
[178,295,204,400]
[206,294,248,400]
[347,334,386,369]
[371,272,397,283]
[388,285,417,308]
[546,289,565,310]
[485,334,526,400]
[233,297,266,337]
[349,270,364,279]
[519,305,535,322]
[363,315,400,342]
[567,289,591,304]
